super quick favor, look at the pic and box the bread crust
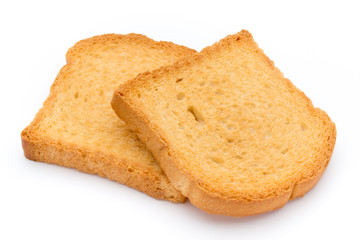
[112,30,336,216]
[21,130,184,202]
[21,33,196,203]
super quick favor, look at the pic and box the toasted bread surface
[22,34,196,202]
[112,30,336,216]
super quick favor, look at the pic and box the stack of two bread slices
[22,30,336,217]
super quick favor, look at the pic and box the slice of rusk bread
[112,30,336,216]
[21,34,196,202]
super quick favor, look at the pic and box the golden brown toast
[112,30,336,216]
[21,34,196,202]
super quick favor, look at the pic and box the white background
[1,0,359,239]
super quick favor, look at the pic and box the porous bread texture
[21,34,196,202]
[112,30,336,216]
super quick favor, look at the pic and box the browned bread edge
[21,129,185,202]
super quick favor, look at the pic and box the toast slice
[112,30,336,216]
[21,34,196,202]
